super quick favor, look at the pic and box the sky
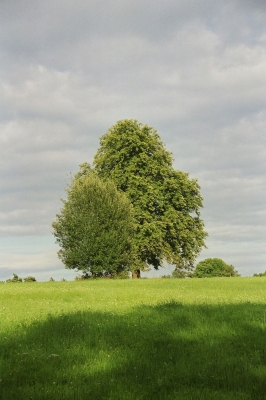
[0,0,265,281]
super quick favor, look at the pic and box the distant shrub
[24,276,37,282]
[61,278,67,281]
[172,270,190,279]
[193,258,240,278]
[6,273,23,283]
[49,277,55,282]
[161,275,172,279]
[253,271,266,277]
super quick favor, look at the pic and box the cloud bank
[0,1,265,279]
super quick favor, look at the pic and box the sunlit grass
[1,278,266,399]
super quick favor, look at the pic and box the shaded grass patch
[1,297,266,399]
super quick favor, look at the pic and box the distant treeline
[1,262,266,283]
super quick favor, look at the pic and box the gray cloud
[0,0,265,279]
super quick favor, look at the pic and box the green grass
[1,278,266,399]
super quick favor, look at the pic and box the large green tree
[193,258,240,278]
[93,119,207,277]
[52,171,134,277]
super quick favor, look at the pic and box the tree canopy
[52,171,134,277]
[193,258,240,278]
[93,119,207,276]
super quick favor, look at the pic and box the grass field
[1,278,266,399]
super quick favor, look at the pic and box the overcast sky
[1,0,265,281]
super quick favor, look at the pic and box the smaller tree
[52,170,135,277]
[6,273,23,283]
[193,258,240,278]
[24,276,37,282]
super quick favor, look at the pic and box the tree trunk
[132,269,141,279]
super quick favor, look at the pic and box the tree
[24,276,37,282]
[6,273,22,283]
[52,171,134,277]
[193,258,240,278]
[93,119,207,277]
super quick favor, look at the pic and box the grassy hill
[1,278,266,399]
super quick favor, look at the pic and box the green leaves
[93,119,208,273]
[193,258,240,278]
[52,172,134,277]
[53,119,208,276]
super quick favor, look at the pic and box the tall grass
[1,278,266,399]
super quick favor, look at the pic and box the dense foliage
[93,119,207,276]
[52,171,134,277]
[193,258,240,278]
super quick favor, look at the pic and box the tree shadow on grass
[1,301,266,399]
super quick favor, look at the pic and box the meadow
[1,278,266,399]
